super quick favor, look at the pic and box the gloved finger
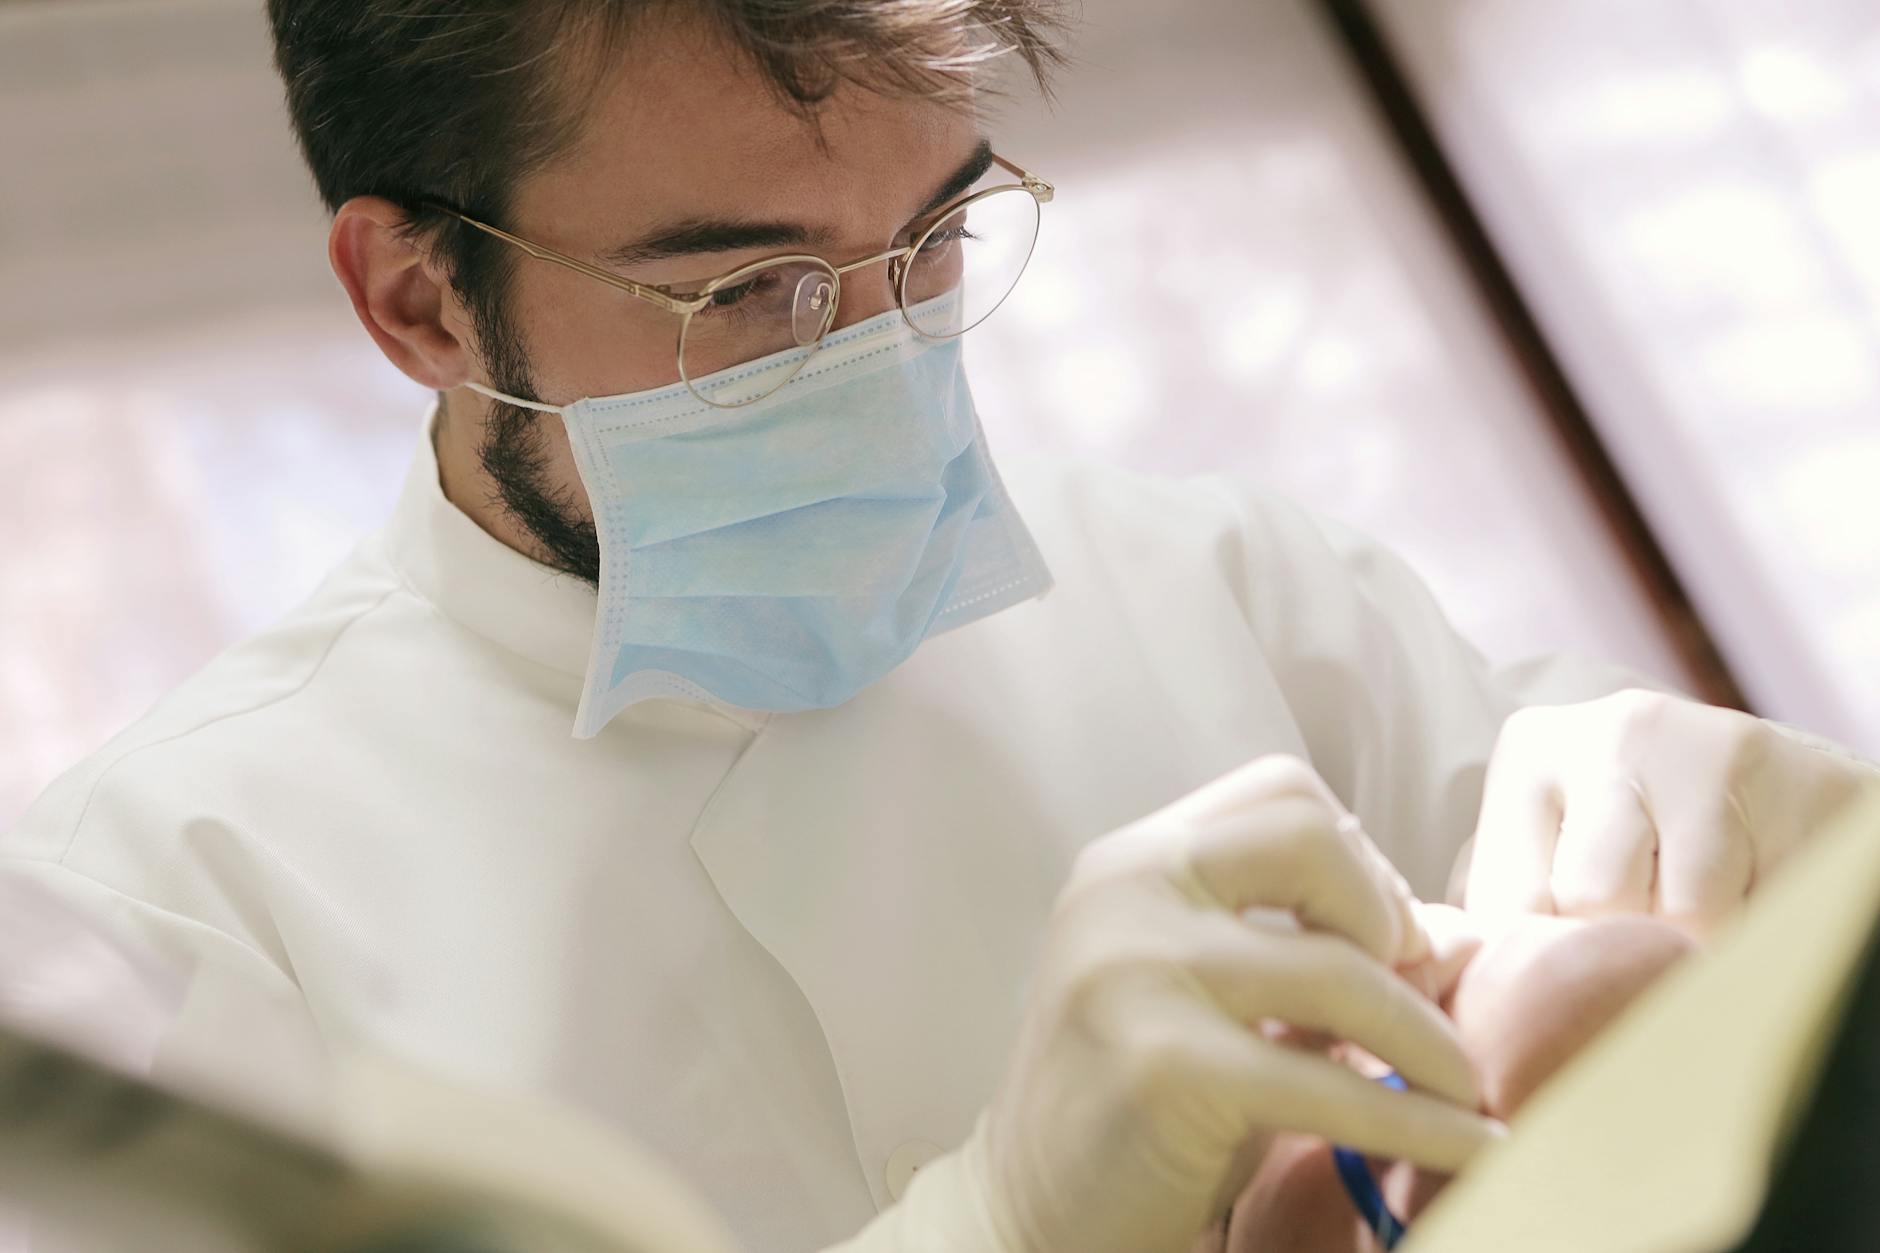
[1181,794,1405,966]
[1654,791,1754,932]
[1398,902,1487,1005]
[1254,1044,1502,1173]
[1345,813,1428,967]
[1165,755,1428,964]
[1182,1016,1504,1174]
[1550,774,1657,917]
[1187,924,1480,1110]
[1464,761,1563,918]
[1160,754,1347,832]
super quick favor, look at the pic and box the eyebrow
[598,137,997,270]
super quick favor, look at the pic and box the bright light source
[1739,46,1852,124]
[1694,315,1878,414]
[1538,69,1736,147]
[1619,180,1824,309]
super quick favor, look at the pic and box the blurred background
[2,0,1876,830]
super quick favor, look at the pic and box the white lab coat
[1,409,1652,1251]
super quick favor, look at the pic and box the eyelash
[702,271,780,316]
[918,224,977,252]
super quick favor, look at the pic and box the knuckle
[1067,825,1150,890]
[1254,753,1322,797]
[1058,955,1122,1028]
[1722,712,1767,763]
[1255,803,1330,881]
[1118,1025,1194,1098]
[1496,703,1551,743]
[1050,860,1110,923]
[1606,687,1675,733]
[1064,842,1110,892]
[1488,707,1558,770]
[1061,945,1156,1021]
[1604,687,1667,712]
[1173,925,1241,984]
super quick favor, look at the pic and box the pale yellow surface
[1403,791,1880,1253]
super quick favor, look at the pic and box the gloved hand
[824,755,1501,1253]
[1465,689,1880,932]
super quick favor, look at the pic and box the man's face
[448,14,983,582]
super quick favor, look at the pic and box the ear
[329,196,474,390]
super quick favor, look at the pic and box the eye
[915,223,980,262]
[927,225,978,245]
[702,269,781,313]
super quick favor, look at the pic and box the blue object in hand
[1331,1070,1411,1250]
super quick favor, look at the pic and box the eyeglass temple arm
[415,154,1051,309]
[417,202,706,316]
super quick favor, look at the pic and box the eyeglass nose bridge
[832,244,918,315]
[834,243,917,280]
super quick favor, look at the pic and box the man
[5,2,1873,1250]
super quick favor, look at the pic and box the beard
[471,289,602,587]
[477,398,602,586]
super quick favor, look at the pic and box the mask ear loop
[463,379,562,414]
[1331,1070,1411,1249]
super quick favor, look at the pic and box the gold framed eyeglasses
[424,153,1053,408]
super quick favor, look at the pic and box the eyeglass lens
[678,183,1042,407]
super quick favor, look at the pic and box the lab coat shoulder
[992,453,1663,893]
[2,537,491,981]
[12,546,396,835]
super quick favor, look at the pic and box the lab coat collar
[382,401,773,738]
[383,401,600,683]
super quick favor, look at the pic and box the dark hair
[266,0,1069,349]
[268,1,1067,581]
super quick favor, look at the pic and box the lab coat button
[885,1139,945,1201]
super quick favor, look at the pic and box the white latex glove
[824,755,1500,1253]
[1465,689,1880,932]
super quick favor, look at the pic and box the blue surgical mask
[467,292,1053,737]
